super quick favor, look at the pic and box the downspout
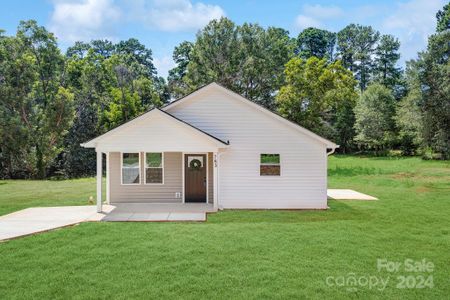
[327,146,338,156]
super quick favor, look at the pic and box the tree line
[0,4,448,179]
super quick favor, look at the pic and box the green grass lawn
[0,156,449,299]
[0,178,106,216]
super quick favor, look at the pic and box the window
[260,154,280,176]
[145,152,163,184]
[122,153,140,184]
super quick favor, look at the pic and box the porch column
[96,150,102,213]
[106,152,110,204]
[213,152,218,211]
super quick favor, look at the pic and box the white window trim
[121,152,141,185]
[260,153,281,177]
[144,152,164,185]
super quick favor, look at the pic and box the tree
[61,39,163,177]
[173,17,295,109]
[101,87,142,130]
[354,84,396,150]
[276,57,358,149]
[233,24,294,109]
[396,90,423,155]
[337,24,380,91]
[61,47,114,177]
[184,18,239,90]
[395,60,423,155]
[417,31,450,158]
[66,41,91,58]
[436,3,450,32]
[168,41,193,98]
[296,27,335,60]
[115,38,157,78]
[90,39,115,58]
[0,20,74,178]
[373,35,402,92]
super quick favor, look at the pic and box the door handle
[204,177,206,187]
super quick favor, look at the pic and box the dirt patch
[391,172,450,181]
[391,172,415,179]
[415,186,431,193]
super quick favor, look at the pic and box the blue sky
[1,0,446,78]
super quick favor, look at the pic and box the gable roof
[81,108,229,148]
[163,82,338,148]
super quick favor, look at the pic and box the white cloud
[134,0,225,32]
[382,0,445,61]
[294,4,343,31]
[154,55,176,78]
[295,15,322,30]
[49,0,121,42]
[303,4,343,19]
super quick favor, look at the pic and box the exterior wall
[166,89,328,209]
[109,152,183,203]
[109,151,214,203]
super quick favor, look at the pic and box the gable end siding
[166,88,328,209]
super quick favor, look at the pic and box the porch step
[102,212,206,222]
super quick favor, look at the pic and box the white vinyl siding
[94,111,222,153]
[110,152,182,203]
[109,152,214,204]
[166,87,328,209]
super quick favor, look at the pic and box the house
[82,83,338,212]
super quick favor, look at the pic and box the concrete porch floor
[101,203,214,222]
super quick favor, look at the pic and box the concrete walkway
[327,189,378,200]
[0,205,114,241]
[0,204,208,241]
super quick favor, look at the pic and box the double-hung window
[260,154,280,176]
[145,152,164,184]
[122,153,140,184]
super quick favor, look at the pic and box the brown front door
[185,154,207,203]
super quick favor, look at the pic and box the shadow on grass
[207,201,373,224]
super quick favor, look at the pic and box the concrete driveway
[0,204,207,241]
[327,189,378,200]
[0,206,111,241]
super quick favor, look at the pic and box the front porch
[101,203,214,222]
[81,107,229,214]
[95,150,221,213]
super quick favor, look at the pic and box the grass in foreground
[0,156,449,299]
